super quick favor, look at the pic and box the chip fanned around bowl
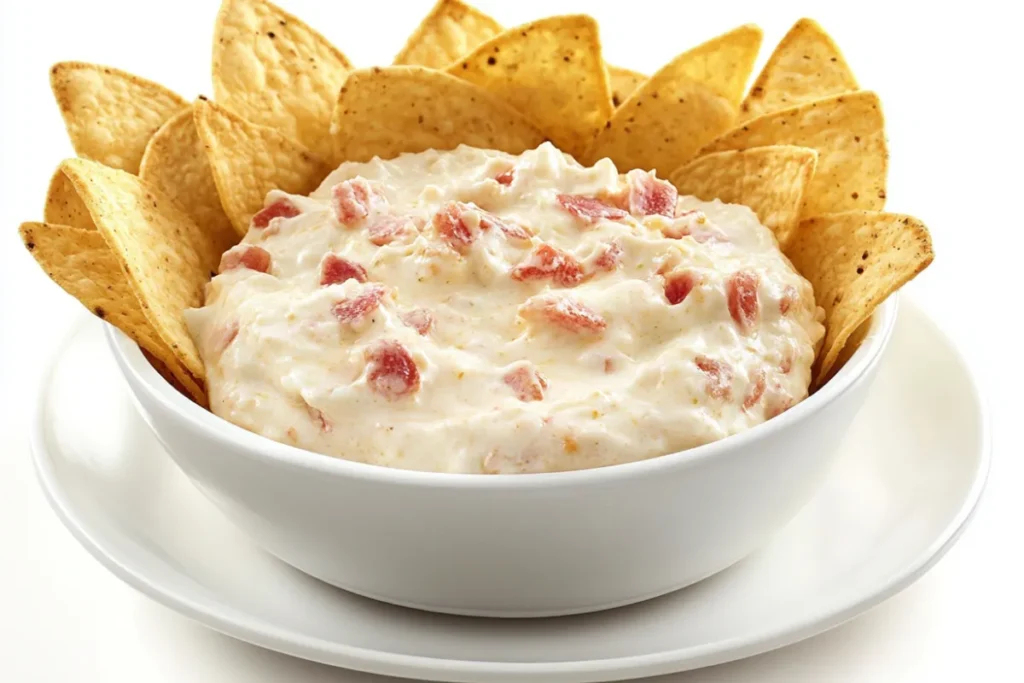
[49,61,187,174]
[212,0,352,157]
[194,98,332,235]
[330,66,546,164]
[447,15,613,160]
[393,0,503,69]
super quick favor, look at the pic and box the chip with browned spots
[607,65,645,107]
[194,97,332,235]
[785,211,933,384]
[447,15,612,160]
[393,0,503,69]
[584,24,763,175]
[18,221,206,404]
[49,61,187,173]
[140,105,238,255]
[330,66,545,164]
[701,90,887,218]
[669,145,818,246]
[212,0,352,156]
[740,18,858,123]
[43,166,93,230]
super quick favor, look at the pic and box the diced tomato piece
[727,271,760,333]
[480,213,532,241]
[366,215,415,246]
[521,296,607,335]
[251,198,300,229]
[494,167,516,186]
[766,389,795,419]
[511,244,585,287]
[400,308,434,335]
[557,194,629,224]
[604,357,615,373]
[211,321,240,356]
[365,339,420,400]
[695,355,733,400]
[743,368,767,410]
[319,253,367,286]
[664,270,697,305]
[432,201,475,253]
[219,245,271,273]
[332,285,386,325]
[593,241,623,272]
[780,349,794,374]
[331,178,382,226]
[627,169,677,217]
[503,365,548,402]
[779,285,798,315]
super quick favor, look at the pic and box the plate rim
[28,300,992,683]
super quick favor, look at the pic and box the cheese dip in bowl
[185,143,824,474]
[110,144,894,617]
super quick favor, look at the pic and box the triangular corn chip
[393,0,503,68]
[740,18,858,123]
[49,61,187,173]
[447,15,612,160]
[194,97,332,235]
[19,221,206,404]
[212,0,352,155]
[701,90,887,217]
[584,24,763,175]
[608,66,645,107]
[669,145,818,246]
[140,106,238,254]
[43,167,94,230]
[330,66,545,164]
[785,211,933,384]
[57,158,221,379]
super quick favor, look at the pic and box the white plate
[30,300,989,683]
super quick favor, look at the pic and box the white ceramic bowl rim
[107,296,900,488]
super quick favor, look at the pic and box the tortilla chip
[18,221,206,404]
[57,158,221,380]
[700,91,887,217]
[447,15,612,160]
[668,145,818,246]
[194,97,332,235]
[140,106,238,254]
[49,62,187,174]
[212,0,352,155]
[608,66,645,107]
[44,167,94,230]
[393,0,502,69]
[584,24,763,175]
[739,18,858,123]
[331,66,545,164]
[785,211,933,385]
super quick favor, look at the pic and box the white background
[0,0,1020,680]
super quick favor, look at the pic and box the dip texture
[186,143,825,473]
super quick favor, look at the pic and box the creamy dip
[185,143,825,474]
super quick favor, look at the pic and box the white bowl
[107,297,899,618]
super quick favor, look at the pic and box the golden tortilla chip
[700,91,887,217]
[18,221,206,404]
[212,0,352,155]
[584,24,763,175]
[668,145,818,246]
[194,97,332,235]
[57,157,221,380]
[393,0,502,69]
[447,15,612,160]
[140,106,238,255]
[785,211,933,384]
[331,66,546,164]
[44,167,94,230]
[50,62,187,174]
[740,18,858,123]
[608,66,645,107]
